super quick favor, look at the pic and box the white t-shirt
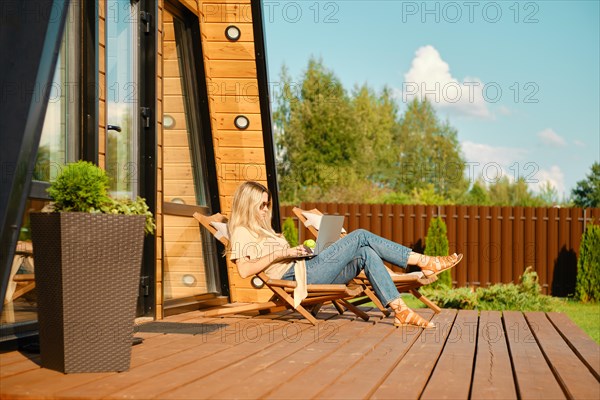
[229,226,307,306]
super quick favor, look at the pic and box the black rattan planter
[30,212,145,373]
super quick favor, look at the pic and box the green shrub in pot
[46,160,155,235]
[31,160,155,373]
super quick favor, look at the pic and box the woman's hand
[281,245,312,259]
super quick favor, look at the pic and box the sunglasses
[260,201,271,209]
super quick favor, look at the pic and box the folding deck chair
[292,207,442,314]
[4,241,35,304]
[193,212,371,325]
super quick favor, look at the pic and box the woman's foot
[394,309,436,329]
[417,253,463,278]
[389,298,435,329]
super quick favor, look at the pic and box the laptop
[301,214,345,257]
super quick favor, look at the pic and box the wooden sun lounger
[292,207,441,314]
[193,212,371,325]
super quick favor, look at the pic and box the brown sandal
[418,253,463,278]
[394,309,436,329]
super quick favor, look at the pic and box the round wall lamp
[182,274,196,287]
[170,197,186,204]
[251,276,264,289]
[234,115,249,130]
[163,114,175,129]
[225,25,241,41]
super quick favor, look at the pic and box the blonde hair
[227,181,276,253]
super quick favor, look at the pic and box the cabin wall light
[234,115,249,130]
[225,25,241,41]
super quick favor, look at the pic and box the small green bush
[47,161,155,235]
[47,161,110,212]
[575,223,600,302]
[282,217,298,247]
[421,267,560,311]
[420,286,478,309]
[100,197,156,236]
[424,216,452,288]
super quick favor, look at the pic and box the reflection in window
[106,0,139,199]
[1,2,79,328]
[163,14,210,207]
[35,2,79,182]
[1,200,49,325]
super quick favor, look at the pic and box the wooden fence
[281,204,600,296]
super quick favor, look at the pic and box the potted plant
[30,161,155,373]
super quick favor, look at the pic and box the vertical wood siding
[282,204,600,295]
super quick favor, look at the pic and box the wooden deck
[1,306,599,399]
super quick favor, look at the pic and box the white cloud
[537,128,566,147]
[531,166,566,195]
[461,141,567,195]
[461,141,529,184]
[402,45,492,119]
[497,105,511,116]
[573,140,585,147]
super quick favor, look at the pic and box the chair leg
[340,299,370,322]
[361,285,390,317]
[268,285,319,325]
[410,288,441,314]
[332,300,345,315]
[310,303,323,317]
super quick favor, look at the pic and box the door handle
[107,124,122,132]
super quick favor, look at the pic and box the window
[106,0,140,199]
[34,2,80,181]
[162,2,221,306]
[1,1,80,327]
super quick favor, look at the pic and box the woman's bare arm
[234,245,309,278]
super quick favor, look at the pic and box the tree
[350,84,398,186]
[459,178,490,205]
[575,223,600,302]
[537,181,560,206]
[487,176,546,207]
[274,58,358,203]
[424,217,452,288]
[282,217,298,247]
[393,98,468,200]
[572,162,600,208]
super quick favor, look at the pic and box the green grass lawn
[553,298,600,344]
[358,295,600,344]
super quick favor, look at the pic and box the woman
[228,181,462,329]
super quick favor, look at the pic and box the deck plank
[264,317,393,399]
[0,310,597,400]
[470,311,518,399]
[0,356,41,380]
[102,318,321,399]
[158,311,348,399]
[546,311,600,380]
[210,315,375,399]
[503,311,566,399]
[371,309,458,399]
[420,309,479,400]
[525,311,600,400]
[54,317,256,399]
[315,310,435,399]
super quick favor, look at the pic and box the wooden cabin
[0,0,281,338]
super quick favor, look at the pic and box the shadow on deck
[1,307,599,399]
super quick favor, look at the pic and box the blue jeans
[282,229,412,306]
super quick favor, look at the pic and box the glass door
[106,0,139,199]
[2,1,80,326]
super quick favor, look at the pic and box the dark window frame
[251,0,281,232]
[137,0,158,317]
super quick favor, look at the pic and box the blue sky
[262,0,600,199]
